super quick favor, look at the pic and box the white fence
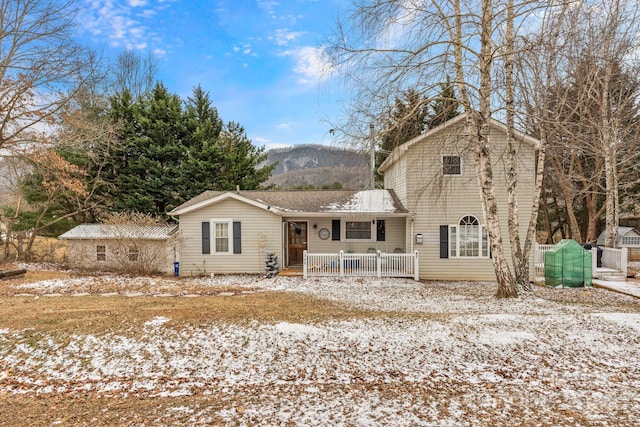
[601,247,628,277]
[303,250,419,281]
[534,244,554,276]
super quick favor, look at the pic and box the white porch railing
[601,247,628,277]
[303,250,419,281]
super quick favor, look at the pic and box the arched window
[449,215,489,258]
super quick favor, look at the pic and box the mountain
[263,144,371,189]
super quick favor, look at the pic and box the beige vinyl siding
[301,217,406,255]
[66,239,174,273]
[403,122,536,281]
[383,157,407,206]
[178,198,283,275]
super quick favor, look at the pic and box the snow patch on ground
[2,273,640,425]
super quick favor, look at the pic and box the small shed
[544,239,592,288]
[596,226,640,247]
[59,224,178,274]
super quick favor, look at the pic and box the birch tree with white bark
[329,0,557,297]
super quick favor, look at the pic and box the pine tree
[427,80,460,129]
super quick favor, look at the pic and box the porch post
[303,250,308,278]
[414,250,419,281]
[339,250,344,277]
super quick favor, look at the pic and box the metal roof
[168,189,409,216]
[596,226,640,245]
[59,224,178,240]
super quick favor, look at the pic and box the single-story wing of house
[168,189,410,276]
[59,224,178,274]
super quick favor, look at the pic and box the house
[378,113,538,281]
[168,189,410,275]
[596,226,640,261]
[59,224,178,274]
[169,113,538,280]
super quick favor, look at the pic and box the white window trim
[448,216,489,258]
[342,219,375,242]
[442,155,462,176]
[211,218,234,254]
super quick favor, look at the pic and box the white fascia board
[170,192,283,216]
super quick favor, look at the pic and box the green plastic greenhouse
[544,239,592,287]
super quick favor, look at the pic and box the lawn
[1,267,639,426]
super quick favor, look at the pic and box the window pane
[129,246,139,262]
[460,223,479,257]
[443,156,461,175]
[215,223,229,252]
[96,245,106,261]
[345,221,371,239]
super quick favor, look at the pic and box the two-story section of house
[379,113,538,281]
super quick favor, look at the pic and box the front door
[287,221,308,266]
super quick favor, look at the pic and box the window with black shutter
[233,221,242,254]
[331,219,340,241]
[202,222,211,254]
[377,219,386,242]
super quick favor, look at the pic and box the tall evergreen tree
[217,121,276,191]
[182,85,225,198]
[375,85,460,183]
[117,83,188,213]
[427,80,461,129]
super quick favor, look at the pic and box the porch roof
[169,189,409,217]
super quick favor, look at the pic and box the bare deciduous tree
[0,0,95,153]
[522,0,640,247]
[110,50,157,98]
[329,0,550,297]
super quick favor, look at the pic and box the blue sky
[76,0,349,150]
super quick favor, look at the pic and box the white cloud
[280,46,333,86]
[271,28,305,46]
[276,122,292,130]
[252,136,294,150]
[257,0,279,19]
[79,0,172,56]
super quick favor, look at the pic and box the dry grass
[0,282,398,426]
[0,292,382,337]
[2,271,640,426]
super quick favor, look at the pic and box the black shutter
[439,225,449,259]
[202,222,210,254]
[233,221,242,254]
[332,219,340,241]
[377,219,386,241]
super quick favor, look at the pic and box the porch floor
[278,266,304,277]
